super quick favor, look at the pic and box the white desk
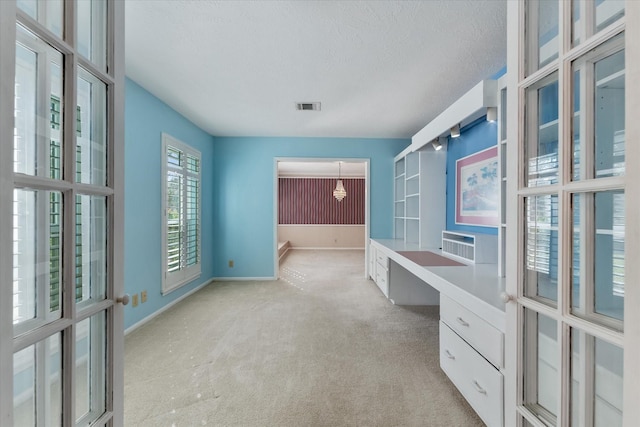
[370,238,506,426]
[370,238,506,330]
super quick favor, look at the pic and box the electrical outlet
[228,260,234,268]
[132,294,139,307]
[141,290,147,303]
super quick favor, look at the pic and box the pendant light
[333,162,347,201]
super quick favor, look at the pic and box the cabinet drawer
[440,295,503,368]
[375,252,389,269]
[440,322,503,427]
[375,269,389,297]
[369,246,377,280]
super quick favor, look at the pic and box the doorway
[273,158,370,279]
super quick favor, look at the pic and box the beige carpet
[124,249,484,426]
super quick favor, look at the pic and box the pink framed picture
[455,146,499,227]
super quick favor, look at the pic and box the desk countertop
[371,238,506,331]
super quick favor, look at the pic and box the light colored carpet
[124,249,484,426]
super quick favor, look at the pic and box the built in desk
[369,238,507,427]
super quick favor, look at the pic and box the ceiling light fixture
[431,138,443,151]
[450,124,461,138]
[333,162,346,202]
[486,107,497,122]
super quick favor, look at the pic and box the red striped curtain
[278,178,365,225]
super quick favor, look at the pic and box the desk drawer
[440,322,503,427]
[375,252,389,269]
[440,295,503,368]
[375,269,389,297]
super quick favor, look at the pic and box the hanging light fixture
[333,162,347,201]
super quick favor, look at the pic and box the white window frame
[161,133,201,295]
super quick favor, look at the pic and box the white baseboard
[288,247,365,250]
[124,278,213,336]
[212,276,277,281]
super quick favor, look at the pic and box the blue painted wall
[445,118,499,235]
[124,78,215,330]
[212,136,409,278]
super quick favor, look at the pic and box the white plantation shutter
[162,134,201,293]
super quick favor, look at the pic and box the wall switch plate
[228,260,234,268]
[132,294,139,307]
[141,290,147,303]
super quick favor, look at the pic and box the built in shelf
[442,231,498,264]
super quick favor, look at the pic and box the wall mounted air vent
[296,102,321,111]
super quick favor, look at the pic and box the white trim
[124,279,213,336]
[624,3,640,425]
[212,277,277,282]
[285,247,365,251]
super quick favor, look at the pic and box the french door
[505,1,640,426]
[0,0,125,425]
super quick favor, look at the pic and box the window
[161,133,201,294]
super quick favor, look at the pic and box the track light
[450,124,460,138]
[431,138,443,151]
[486,107,497,122]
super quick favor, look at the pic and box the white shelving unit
[393,147,446,248]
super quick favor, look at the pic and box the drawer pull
[444,350,455,360]
[456,317,470,327]
[472,380,487,395]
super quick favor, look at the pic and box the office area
[2,1,640,426]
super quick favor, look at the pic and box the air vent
[296,102,321,111]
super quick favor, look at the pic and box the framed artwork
[455,146,499,227]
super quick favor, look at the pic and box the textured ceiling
[125,0,506,139]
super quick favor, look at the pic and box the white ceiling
[125,0,507,139]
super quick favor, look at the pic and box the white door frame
[273,157,371,279]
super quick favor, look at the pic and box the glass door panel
[13,333,62,426]
[77,69,107,186]
[572,0,625,46]
[525,73,559,187]
[524,194,559,304]
[75,195,108,305]
[570,329,623,426]
[75,311,107,425]
[571,191,624,329]
[17,0,63,37]
[523,309,558,424]
[525,0,559,75]
[572,36,625,181]
[77,0,107,71]
[14,24,64,179]
[13,188,63,336]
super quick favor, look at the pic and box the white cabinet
[393,149,446,248]
[440,321,503,427]
[440,294,504,426]
[441,295,503,368]
[369,242,389,297]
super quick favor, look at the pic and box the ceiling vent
[296,102,321,111]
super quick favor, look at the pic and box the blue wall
[124,79,408,327]
[124,78,216,329]
[445,118,499,235]
[212,136,409,278]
